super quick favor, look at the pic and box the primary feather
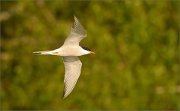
[63,16,87,46]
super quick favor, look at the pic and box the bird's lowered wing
[63,16,87,46]
[62,56,82,98]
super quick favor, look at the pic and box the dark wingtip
[62,92,69,100]
[62,93,65,100]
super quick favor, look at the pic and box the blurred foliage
[0,0,179,110]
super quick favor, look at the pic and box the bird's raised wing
[62,56,82,98]
[63,16,87,46]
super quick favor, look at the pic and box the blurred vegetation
[0,0,179,110]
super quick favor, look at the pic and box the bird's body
[33,16,95,99]
[35,46,90,56]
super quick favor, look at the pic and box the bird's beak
[90,51,96,54]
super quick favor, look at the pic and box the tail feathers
[33,51,53,55]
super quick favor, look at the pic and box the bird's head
[81,46,96,55]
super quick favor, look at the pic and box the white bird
[33,16,95,99]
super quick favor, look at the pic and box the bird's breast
[59,46,83,56]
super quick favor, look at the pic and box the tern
[33,16,95,99]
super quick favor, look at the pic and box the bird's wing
[63,16,87,46]
[62,56,82,98]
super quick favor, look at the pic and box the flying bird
[33,16,95,99]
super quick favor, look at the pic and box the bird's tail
[33,51,53,55]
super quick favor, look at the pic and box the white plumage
[63,56,82,99]
[33,16,95,98]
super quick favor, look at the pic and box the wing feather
[63,16,87,46]
[62,56,82,98]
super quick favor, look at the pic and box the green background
[1,0,179,110]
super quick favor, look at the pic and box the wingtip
[62,92,68,100]
[73,15,78,22]
[62,96,67,100]
[62,95,66,100]
[62,87,68,99]
[74,15,77,19]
